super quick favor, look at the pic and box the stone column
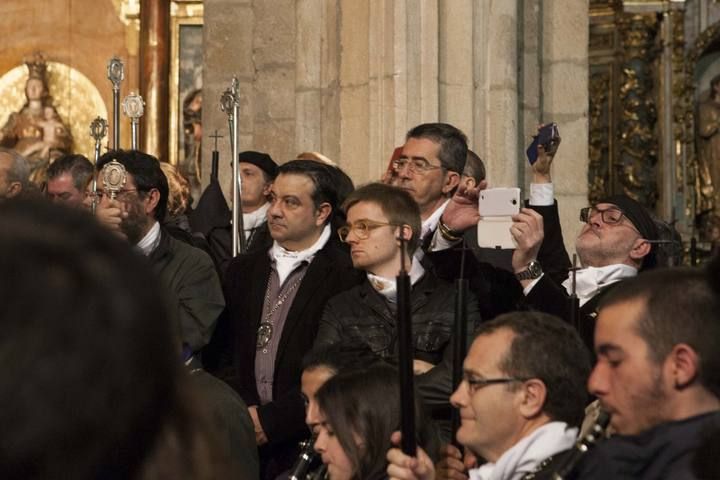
[541,0,590,252]
[476,0,520,187]
[140,0,170,160]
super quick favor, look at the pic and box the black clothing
[572,412,720,480]
[190,369,260,480]
[204,238,362,478]
[424,202,571,322]
[315,272,481,364]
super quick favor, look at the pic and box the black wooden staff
[451,241,469,449]
[568,254,580,331]
[396,233,416,455]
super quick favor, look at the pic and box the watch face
[528,261,542,277]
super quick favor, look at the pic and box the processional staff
[396,233,416,456]
[107,57,124,150]
[88,117,108,215]
[122,92,145,150]
[220,76,246,256]
[451,241,470,449]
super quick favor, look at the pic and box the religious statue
[0,54,73,183]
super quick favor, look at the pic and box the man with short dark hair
[387,311,591,480]
[315,183,480,431]
[191,150,278,277]
[0,147,29,200]
[46,154,93,206]
[206,159,363,479]
[90,150,224,358]
[391,123,466,252]
[572,268,720,479]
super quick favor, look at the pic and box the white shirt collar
[421,199,450,240]
[270,224,331,285]
[136,221,161,256]
[366,257,425,303]
[470,422,578,480]
[562,264,638,307]
[243,202,270,236]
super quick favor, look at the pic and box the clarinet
[289,436,325,480]
[551,410,611,480]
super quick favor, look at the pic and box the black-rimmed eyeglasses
[463,374,530,394]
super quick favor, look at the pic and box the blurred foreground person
[0,199,232,479]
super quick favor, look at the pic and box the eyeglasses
[462,373,530,394]
[337,220,398,242]
[579,206,628,225]
[391,158,443,175]
[85,188,141,201]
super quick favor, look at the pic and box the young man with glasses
[387,311,591,480]
[89,149,224,360]
[314,182,481,441]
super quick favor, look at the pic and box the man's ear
[629,238,652,262]
[667,343,700,390]
[262,181,273,197]
[144,188,161,216]
[315,202,332,226]
[442,171,461,195]
[518,379,547,419]
[462,176,477,190]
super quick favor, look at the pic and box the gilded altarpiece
[589,1,702,247]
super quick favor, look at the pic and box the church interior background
[2,0,720,259]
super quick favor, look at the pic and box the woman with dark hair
[313,365,438,480]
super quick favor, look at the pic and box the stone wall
[203,0,589,251]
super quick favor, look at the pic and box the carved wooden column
[616,13,659,206]
[140,0,170,161]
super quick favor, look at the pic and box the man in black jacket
[315,183,481,442]
[205,160,362,479]
[90,150,225,359]
[573,267,720,479]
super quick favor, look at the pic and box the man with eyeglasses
[88,149,224,361]
[391,123,466,255]
[314,183,481,440]
[387,311,591,480]
[511,193,658,351]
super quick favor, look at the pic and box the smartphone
[526,123,560,165]
[478,188,521,217]
[477,188,521,249]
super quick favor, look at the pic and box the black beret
[238,151,278,179]
[599,194,658,270]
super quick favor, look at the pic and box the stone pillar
[541,0,590,251]
[477,0,520,187]
[202,0,252,194]
[140,0,170,160]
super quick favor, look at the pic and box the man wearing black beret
[512,193,659,350]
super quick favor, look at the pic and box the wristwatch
[516,260,543,281]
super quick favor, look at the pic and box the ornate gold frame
[169,0,203,168]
